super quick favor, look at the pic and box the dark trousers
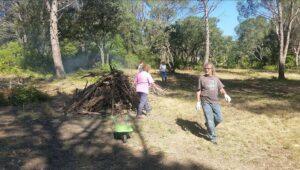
[137,92,151,115]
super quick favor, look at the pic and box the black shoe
[142,110,151,116]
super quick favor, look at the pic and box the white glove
[195,101,202,110]
[224,94,231,103]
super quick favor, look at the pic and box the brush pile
[64,69,139,115]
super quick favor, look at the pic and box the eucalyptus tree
[1,0,81,77]
[118,1,144,53]
[290,16,300,66]
[169,16,205,70]
[237,0,300,79]
[46,0,66,78]
[190,0,221,64]
[168,16,227,70]
[0,1,17,45]
[144,0,190,71]
[235,16,273,67]
[71,0,123,65]
[1,0,55,72]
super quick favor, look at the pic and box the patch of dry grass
[0,69,299,169]
[127,68,300,169]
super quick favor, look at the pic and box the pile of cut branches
[64,69,139,115]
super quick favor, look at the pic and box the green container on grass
[112,115,133,143]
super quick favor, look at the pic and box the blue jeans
[160,71,167,81]
[201,101,223,140]
[137,92,151,115]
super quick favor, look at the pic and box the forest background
[0,1,300,169]
[0,0,300,80]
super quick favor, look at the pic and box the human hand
[195,101,202,110]
[224,94,231,103]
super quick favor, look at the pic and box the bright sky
[211,0,239,38]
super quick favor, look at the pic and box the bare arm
[220,88,227,96]
[150,82,156,87]
[196,90,201,102]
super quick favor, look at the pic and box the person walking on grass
[159,61,167,82]
[195,62,231,144]
[134,64,156,119]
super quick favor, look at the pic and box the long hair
[204,62,215,75]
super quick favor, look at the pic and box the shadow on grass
[153,72,198,101]
[222,78,300,116]
[0,92,215,170]
[176,118,209,141]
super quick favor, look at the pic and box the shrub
[286,55,295,69]
[263,65,277,71]
[9,86,49,106]
[61,39,79,58]
[124,53,139,68]
[92,61,122,73]
[0,93,9,106]
[194,64,203,72]
[0,42,24,74]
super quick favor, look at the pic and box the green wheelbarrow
[111,115,133,143]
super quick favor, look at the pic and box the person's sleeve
[217,78,225,89]
[198,76,202,91]
[148,73,155,84]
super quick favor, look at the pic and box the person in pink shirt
[134,64,156,118]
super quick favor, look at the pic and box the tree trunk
[98,42,105,65]
[294,42,300,66]
[296,53,299,67]
[277,1,285,80]
[106,53,110,64]
[277,0,299,79]
[203,0,210,64]
[49,0,65,78]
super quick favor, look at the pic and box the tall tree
[146,0,189,71]
[45,0,66,78]
[0,1,17,45]
[0,0,55,72]
[169,16,205,69]
[76,0,123,65]
[196,0,221,64]
[238,0,300,79]
[235,16,272,67]
[168,16,227,70]
[290,15,300,66]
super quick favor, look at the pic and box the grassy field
[0,69,299,169]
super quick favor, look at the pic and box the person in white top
[137,60,144,73]
[159,61,167,82]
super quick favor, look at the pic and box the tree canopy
[0,0,299,78]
